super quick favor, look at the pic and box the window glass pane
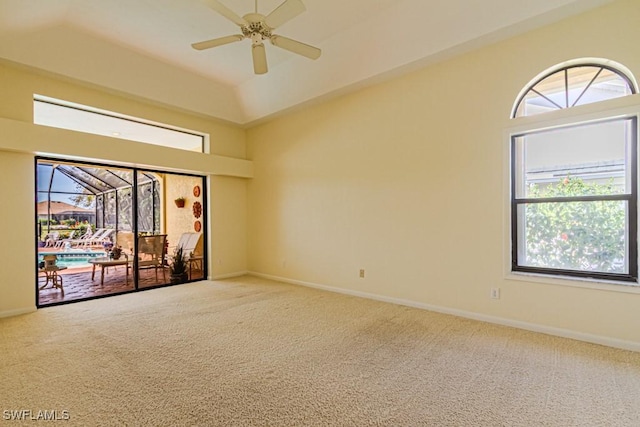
[531,73,565,109]
[117,187,133,232]
[570,67,633,108]
[518,201,628,274]
[515,119,631,198]
[96,195,104,229]
[514,66,634,117]
[104,191,117,230]
[516,91,559,116]
[137,173,161,234]
[34,97,205,153]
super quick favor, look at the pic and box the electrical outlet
[359,269,365,278]
[490,288,500,299]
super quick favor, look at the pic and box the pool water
[38,251,107,269]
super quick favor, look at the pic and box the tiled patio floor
[38,265,204,305]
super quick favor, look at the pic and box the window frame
[510,116,638,283]
[512,62,637,119]
[508,59,640,287]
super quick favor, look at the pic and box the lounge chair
[174,232,202,258]
[84,229,115,247]
[44,232,60,247]
[71,228,101,247]
[55,230,78,248]
[173,232,203,279]
[70,228,96,247]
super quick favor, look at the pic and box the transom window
[510,59,639,283]
[513,63,636,118]
[34,95,207,153]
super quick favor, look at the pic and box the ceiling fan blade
[252,43,268,74]
[202,0,248,26]
[270,35,321,60]
[264,0,305,29]
[191,35,244,50]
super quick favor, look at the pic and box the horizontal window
[33,95,206,153]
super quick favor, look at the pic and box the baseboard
[0,307,36,319]
[248,271,640,353]
[212,271,249,280]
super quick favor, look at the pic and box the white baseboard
[248,271,640,353]
[0,307,36,319]
[212,271,249,280]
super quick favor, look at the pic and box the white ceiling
[0,0,613,125]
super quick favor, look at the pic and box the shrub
[524,176,625,272]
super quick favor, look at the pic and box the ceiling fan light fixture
[250,32,263,45]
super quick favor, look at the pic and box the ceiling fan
[192,0,322,75]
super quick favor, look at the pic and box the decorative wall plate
[193,185,201,198]
[194,220,202,232]
[192,201,202,219]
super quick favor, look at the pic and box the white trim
[0,307,36,319]
[507,93,640,133]
[213,271,249,280]
[248,271,640,353]
[506,271,640,294]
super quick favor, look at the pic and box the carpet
[1,276,639,426]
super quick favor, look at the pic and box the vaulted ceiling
[0,0,613,125]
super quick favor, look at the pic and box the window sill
[506,271,640,294]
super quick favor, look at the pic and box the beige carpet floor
[1,276,640,426]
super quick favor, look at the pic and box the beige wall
[164,173,203,250]
[3,0,640,349]
[0,151,36,316]
[247,0,640,346]
[0,62,250,315]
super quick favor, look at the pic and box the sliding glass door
[36,158,207,307]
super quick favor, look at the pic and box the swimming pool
[38,250,107,269]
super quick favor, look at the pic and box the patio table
[89,257,130,286]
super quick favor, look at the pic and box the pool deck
[36,247,205,306]
[38,264,205,305]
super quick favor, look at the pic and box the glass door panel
[36,159,206,306]
[164,174,206,284]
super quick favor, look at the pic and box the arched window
[510,59,638,283]
[512,61,637,118]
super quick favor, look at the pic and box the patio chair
[137,234,167,282]
[173,232,202,258]
[84,229,115,247]
[116,231,135,256]
[55,230,78,248]
[70,228,96,247]
[172,232,203,280]
[44,232,60,247]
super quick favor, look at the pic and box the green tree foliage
[524,176,625,273]
[69,184,95,208]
